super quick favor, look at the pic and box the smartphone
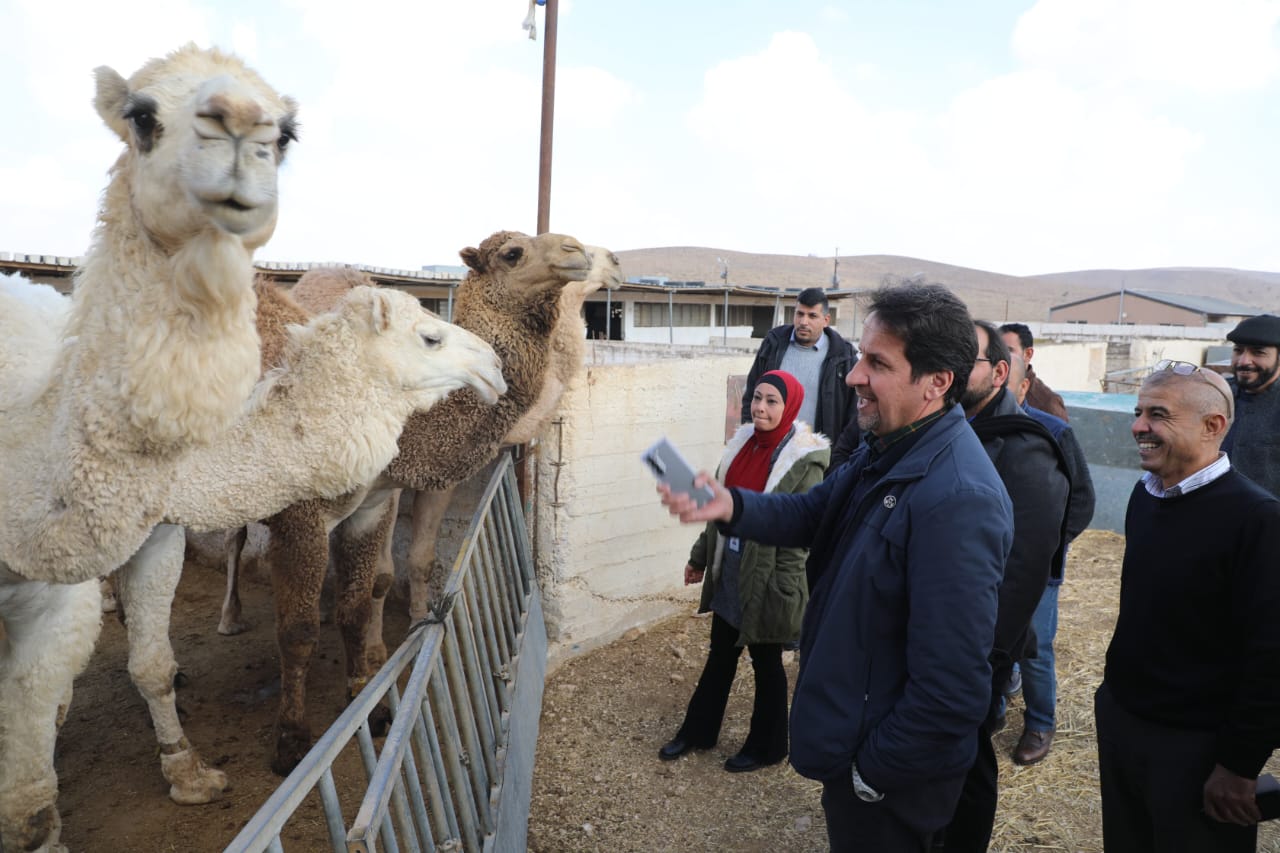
[641,436,715,508]
[1259,773,1280,822]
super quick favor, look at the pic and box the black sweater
[1104,471,1280,777]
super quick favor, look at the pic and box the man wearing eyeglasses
[1096,360,1280,852]
[935,320,1071,853]
[1222,314,1280,497]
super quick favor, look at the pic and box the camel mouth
[219,198,253,213]
[552,263,592,283]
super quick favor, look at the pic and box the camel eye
[124,96,162,152]
[277,117,299,154]
[420,332,442,348]
[502,247,523,263]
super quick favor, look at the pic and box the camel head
[459,231,592,304]
[582,245,624,295]
[93,43,298,252]
[333,286,507,407]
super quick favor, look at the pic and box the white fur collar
[718,421,830,494]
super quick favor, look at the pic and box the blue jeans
[1018,583,1059,732]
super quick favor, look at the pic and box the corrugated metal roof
[1051,288,1262,316]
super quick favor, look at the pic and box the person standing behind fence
[659,370,830,773]
[999,323,1068,421]
[742,287,857,445]
[1221,314,1280,497]
[660,284,1012,851]
[1097,360,1280,852]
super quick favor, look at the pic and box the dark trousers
[822,775,934,852]
[1095,681,1257,853]
[675,613,787,761]
[934,728,997,852]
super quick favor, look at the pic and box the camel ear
[368,289,393,334]
[459,246,485,273]
[94,66,131,141]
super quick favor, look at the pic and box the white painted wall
[1025,342,1108,392]
[528,342,752,667]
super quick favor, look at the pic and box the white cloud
[1014,0,1280,92]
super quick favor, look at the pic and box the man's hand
[657,472,733,524]
[1204,763,1261,825]
[683,563,704,586]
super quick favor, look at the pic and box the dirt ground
[50,530,1280,852]
[527,530,1280,853]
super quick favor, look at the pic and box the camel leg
[362,489,401,664]
[405,487,457,622]
[0,578,101,853]
[333,489,400,736]
[117,524,228,805]
[217,526,249,635]
[269,509,329,776]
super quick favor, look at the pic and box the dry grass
[530,530,1280,852]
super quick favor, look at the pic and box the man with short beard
[1222,314,1280,497]
[937,321,1070,853]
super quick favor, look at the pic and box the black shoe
[659,737,694,761]
[724,751,785,773]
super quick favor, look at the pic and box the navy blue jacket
[731,405,1012,833]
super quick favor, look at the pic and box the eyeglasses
[975,357,991,363]
[1152,359,1234,413]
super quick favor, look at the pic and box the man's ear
[994,360,1010,388]
[924,370,953,402]
[1203,412,1230,443]
[1024,345,1035,363]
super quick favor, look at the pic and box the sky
[3,0,1280,277]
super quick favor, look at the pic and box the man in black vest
[1097,360,1280,852]
[1222,314,1280,497]
[936,320,1070,853]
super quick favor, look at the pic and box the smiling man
[1096,361,1280,853]
[1221,314,1280,497]
[661,283,1012,851]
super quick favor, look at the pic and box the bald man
[1096,360,1280,853]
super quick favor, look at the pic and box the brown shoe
[1012,728,1054,765]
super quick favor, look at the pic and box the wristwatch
[851,761,884,803]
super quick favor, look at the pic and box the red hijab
[724,370,804,493]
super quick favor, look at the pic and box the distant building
[1048,289,1261,327]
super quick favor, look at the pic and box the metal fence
[225,454,547,853]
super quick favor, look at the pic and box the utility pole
[832,247,840,289]
[536,0,558,235]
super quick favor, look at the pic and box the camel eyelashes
[278,115,299,153]
[123,96,161,151]
[420,332,442,348]
[501,247,524,263]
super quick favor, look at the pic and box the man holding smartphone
[661,283,1012,852]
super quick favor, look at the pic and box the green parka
[689,421,830,645]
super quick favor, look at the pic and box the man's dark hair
[976,319,1011,370]
[797,287,830,313]
[998,322,1034,351]
[868,283,977,407]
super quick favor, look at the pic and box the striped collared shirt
[1142,452,1231,499]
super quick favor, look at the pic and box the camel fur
[0,46,504,852]
[220,232,596,774]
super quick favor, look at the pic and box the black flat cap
[1227,314,1280,347]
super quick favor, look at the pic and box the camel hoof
[4,804,58,852]
[217,618,247,636]
[272,726,312,777]
[367,703,393,737]
[161,747,228,805]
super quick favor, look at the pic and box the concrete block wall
[527,344,753,667]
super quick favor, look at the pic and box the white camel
[0,45,504,853]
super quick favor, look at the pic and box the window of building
[634,302,711,327]
[716,304,756,326]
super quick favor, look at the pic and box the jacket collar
[721,421,830,493]
[872,404,972,484]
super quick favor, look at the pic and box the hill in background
[615,247,1280,324]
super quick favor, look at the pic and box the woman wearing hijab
[658,370,830,772]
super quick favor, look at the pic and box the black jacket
[741,325,857,441]
[970,389,1071,675]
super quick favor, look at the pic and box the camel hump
[290,266,377,314]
